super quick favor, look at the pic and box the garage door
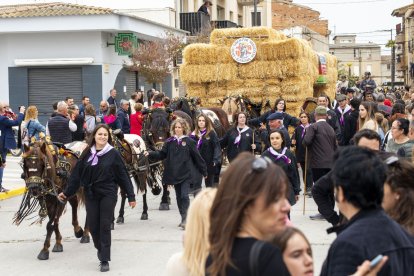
[28,68,82,124]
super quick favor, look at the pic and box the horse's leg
[37,200,56,260]
[141,191,148,220]
[136,174,148,220]
[68,196,84,238]
[80,217,90,244]
[52,203,65,253]
[159,184,170,211]
[116,188,127,224]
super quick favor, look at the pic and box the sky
[1,0,413,53]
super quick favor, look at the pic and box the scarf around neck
[337,105,351,126]
[191,129,207,149]
[300,124,310,139]
[167,135,188,145]
[234,126,249,146]
[268,147,291,164]
[87,143,114,166]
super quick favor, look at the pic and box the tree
[128,32,184,92]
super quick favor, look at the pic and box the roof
[0,2,112,18]
[330,43,381,49]
[391,3,414,17]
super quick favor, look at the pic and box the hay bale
[210,27,286,47]
[180,63,238,83]
[183,44,233,65]
[257,38,315,61]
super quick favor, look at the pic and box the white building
[0,2,186,123]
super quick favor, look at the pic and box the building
[392,3,414,85]
[0,2,186,123]
[271,0,329,52]
[329,35,382,85]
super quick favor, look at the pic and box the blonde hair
[134,102,143,112]
[170,118,190,136]
[183,188,217,276]
[24,106,38,122]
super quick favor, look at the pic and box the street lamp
[346,63,352,78]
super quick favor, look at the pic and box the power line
[296,0,386,4]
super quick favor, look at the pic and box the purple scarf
[191,129,207,149]
[268,147,291,164]
[337,105,351,126]
[300,124,310,139]
[87,143,114,166]
[166,135,188,145]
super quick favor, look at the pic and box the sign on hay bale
[230,38,257,64]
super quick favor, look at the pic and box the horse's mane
[172,97,192,118]
[150,109,170,132]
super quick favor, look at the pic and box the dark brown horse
[14,140,88,260]
[219,95,269,124]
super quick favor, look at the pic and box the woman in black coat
[58,124,136,272]
[221,112,260,162]
[190,113,221,188]
[291,112,313,195]
[262,129,300,208]
[146,118,207,229]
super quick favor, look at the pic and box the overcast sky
[2,0,413,52]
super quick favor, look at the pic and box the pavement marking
[0,187,26,200]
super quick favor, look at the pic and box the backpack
[21,121,32,146]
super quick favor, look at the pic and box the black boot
[100,261,109,272]
[178,214,186,230]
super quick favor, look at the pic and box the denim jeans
[0,150,7,189]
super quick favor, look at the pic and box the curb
[0,187,26,200]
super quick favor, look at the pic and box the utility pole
[253,0,258,27]
[391,29,396,89]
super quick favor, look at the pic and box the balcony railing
[180,12,211,36]
[211,20,239,29]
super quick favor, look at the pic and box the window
[366,65,372,73]
[340,39,352,44]
[251,12,261,26]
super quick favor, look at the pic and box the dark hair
[395,99,405,106]
[153,93,164,103]
[353,129,381,146]
[208,153,288,276]
[82,96,89,100]
[349,98,361,110]
[85,104,96,116]
[65,96,73,102]
[392,103,405,115]
[395,118,410,136]
[385,159,414,235]
[332,146,386,209]
[272,227,312,255]
[269,129,286,149]
[233,111,248,126]
[79,124,113,160]
[107,104,116,116]
[273,98,286,112]
[52,101,58,110]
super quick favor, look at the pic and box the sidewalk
[0,155,26,200]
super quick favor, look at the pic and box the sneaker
[309,213,326,221]
[100,261,109,272]
[0,187,9,193]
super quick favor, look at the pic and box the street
[0,156,334,276]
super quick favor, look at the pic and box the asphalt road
[0,156,335,276]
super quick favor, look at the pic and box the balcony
[395,33,405,44]
[237,0,264,5]
[211,20,239,29]
[180,12,211,36]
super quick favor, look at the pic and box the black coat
[190,130,221,175]
[262,148,300,205]
[291,125,308,163]
[149,137,207,185]
[117,109,130,134]
[249,111,299,129]
[64,149,135,202]
[310,109,342,142]
[220,127,261,162]
[321,209,414,276]
[343,110,359,145]
[72,115,85,142]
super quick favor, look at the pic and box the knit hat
[384,99,392,107]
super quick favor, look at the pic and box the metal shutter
[28,68,82,124]
[125,70,137,98]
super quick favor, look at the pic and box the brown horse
[14,140,88,260]
[220,95,268,124]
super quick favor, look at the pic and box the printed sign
[231,38,257,64]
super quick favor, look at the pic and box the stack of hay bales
[180,27,337,116]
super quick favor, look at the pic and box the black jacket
[343,109,359,145]
[311,171,340,226]
[291,125,308,163]
[64,148,135,202]
[117,109,130,134]
[149,137,207,185]
[310,109,342,142]
[190,130,221,175]
[261,148,300,205]
[321,209,414,276]
[220,127,261,162]
[47,113,73,144]
[249,111,299,130]
[72,115,85,142]
[260,128,291,150]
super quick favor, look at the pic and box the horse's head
[22,141,54,197]
[144,110,170,150]
[170,97,192,117]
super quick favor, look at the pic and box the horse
[14,140,88,260]
[111,130,155,222]
[220,95,267,124]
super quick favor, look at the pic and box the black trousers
[85,195,117,262]
[311,168,331,183]
[174,182,190,221]
[205,172,216,188]
[300,162,314,191]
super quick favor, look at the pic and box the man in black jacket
[342,98,360,145]
[321,146,414,276]
[312,129,381,226]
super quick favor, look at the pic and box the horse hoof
[52,244,63,252]
[80,235,90,244]
[159,203,170,211]
[75,228,84,238]
[111,223,115,230]
[140,213,148,220]
[37,250,49,260]
[116,217,124,224]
